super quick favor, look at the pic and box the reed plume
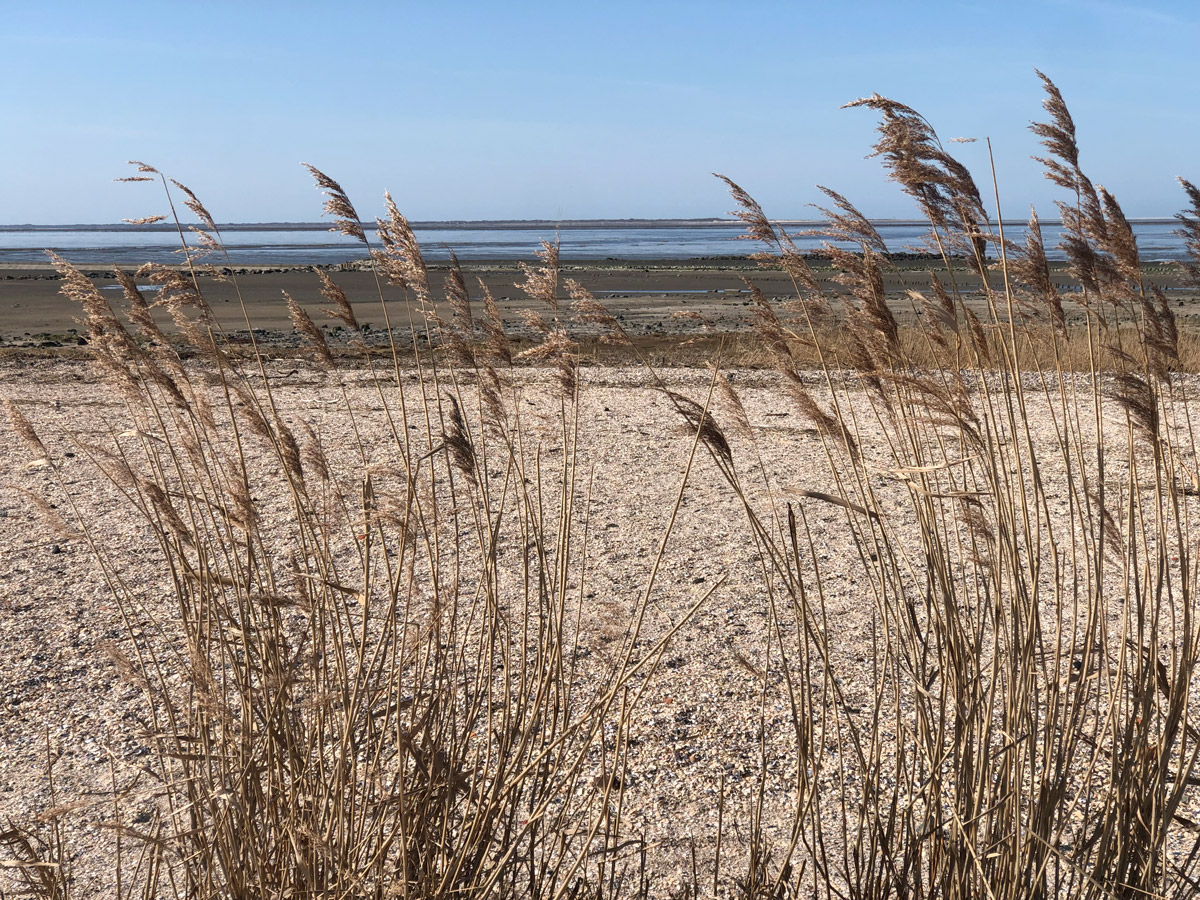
[285,290,334,369]
[314,267,360,331]
[374,191,430,301]
[303,162,368,244]
[3,398,49,459]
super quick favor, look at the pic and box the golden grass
[8,71,1200,900]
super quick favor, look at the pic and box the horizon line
[0,216,1186,231]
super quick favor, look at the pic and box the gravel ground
[5,357,1200,896]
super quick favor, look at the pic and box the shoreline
[1,256,1195,350]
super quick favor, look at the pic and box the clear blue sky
[4,0,1197,224]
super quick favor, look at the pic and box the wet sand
[3,257,1195,350]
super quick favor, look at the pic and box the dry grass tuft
[12,71,1200,900]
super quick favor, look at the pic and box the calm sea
[0,220,1189,267]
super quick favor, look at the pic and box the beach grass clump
[7,72,1200,900]
[3,166,715,899]
[686,74,1200,898]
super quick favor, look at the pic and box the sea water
[0,220,1189,267]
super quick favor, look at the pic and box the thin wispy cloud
[1048,0,1195,28]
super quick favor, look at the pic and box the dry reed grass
[7,72,1200,900]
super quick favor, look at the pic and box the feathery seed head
[48,252,148,380]
[846,93,986,242]
[314,268,359,331]
[285,291,334,369]
[1098,187,1140,281]
[1174,178,1200,287]
[518,240,560,310]
[299,422,331,483]
[666,390,733,467]
[444,253,473,328]
[187,226,222,256]
[1011,207,1067,337]
[716,174,780,249]
[302,163,367,244]
[443,395,476,477]
[1030,70,1079,171]
[747,280,794,368]
[809,186,889,254]
[1113,373,1160,441]
[115,267,171,349]
[4,398,49,459]
[169,179,218,234]
[439,255,476,368]
[274,415,305,484]
[229,381,274,446]
[516,328,577,398]
[13,486,78,541]
[477,282,512,366]
[714,370,751,437]
[374,191,429,298]
[566,279,629,345]
[136,264,217,355]
[1138,284,1180,381]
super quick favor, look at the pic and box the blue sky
[3,0,1197,223]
